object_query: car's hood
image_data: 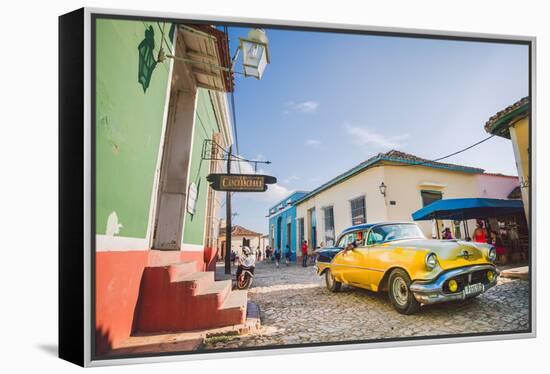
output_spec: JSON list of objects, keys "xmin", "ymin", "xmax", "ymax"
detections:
[
  {"xmin": 316, "ymin": 246, "xmax": 342, "ymax": 263},
  {"xmin": 384, "ymin": 238, "xmax": 491, "ymax": 270}
]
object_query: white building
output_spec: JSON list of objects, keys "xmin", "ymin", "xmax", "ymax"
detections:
[
  {"xmin": 294, "ymin": 150, "xmax": 519, "ymax": 253},
  {"xmin": 218, "ymin": 225, "xmax": 266, "ymax": 259}
]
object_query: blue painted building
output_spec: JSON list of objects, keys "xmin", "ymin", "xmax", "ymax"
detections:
[{"xmin": 267, "ymin": 191, "xmax": 309, "ymax": 262}]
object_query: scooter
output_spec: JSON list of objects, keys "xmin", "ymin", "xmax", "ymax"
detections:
[{"xmin": 236, "ymin": 248, "xmax": 256, "ymax": 289}]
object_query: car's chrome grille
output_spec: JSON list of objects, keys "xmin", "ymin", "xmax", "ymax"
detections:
[{"xmin": 442, "ymin": 269, "xmax": 492, "ymax": 294}]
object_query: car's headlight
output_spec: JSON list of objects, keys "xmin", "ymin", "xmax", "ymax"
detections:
[
  {"xmin": 488, "ymin": 246, "xmax": 497, "ymax": 262},
  {"xmin": 425, "ymin": 252, "xmax": 438, "ymax": 270}
]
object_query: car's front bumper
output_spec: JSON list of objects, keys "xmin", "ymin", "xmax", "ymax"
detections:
[{"xmin": 409, "ymin": 264, "xmax": 499, "ymax": 305}]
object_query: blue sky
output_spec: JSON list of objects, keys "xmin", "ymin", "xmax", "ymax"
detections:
[{"xmin": 222, "ymin": 27, "xmax": 529, "ymax": 234}]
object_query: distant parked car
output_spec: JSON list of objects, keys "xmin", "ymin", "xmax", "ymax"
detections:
[{"xmin": 315, "ymin": 222, "xmax": 498, "ymax": 314}]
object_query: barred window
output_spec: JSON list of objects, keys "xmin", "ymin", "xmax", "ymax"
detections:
[
  {"xmin": 322, "ymin": 206, "xmax": 335, "ymax": 246},
  {"xmin": 421, "ymin": 190, "xmax": 442, "ymax": 207},
  {"xmin": 350, "ymin": 196, "xmax": 366, "ymax": 225},
  {"xmin": 298, "ymin": 218, "xmax": 305, "ymax": 246}
]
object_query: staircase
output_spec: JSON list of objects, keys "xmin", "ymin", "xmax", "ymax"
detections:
[{"xmin": 134, "ymin": 261, "xmax": 247, "ymax": 332}]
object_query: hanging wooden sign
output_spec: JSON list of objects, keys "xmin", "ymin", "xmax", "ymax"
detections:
[{"xmin": 206, "ymin": 173, "xmax": 277, "ymax": 192}]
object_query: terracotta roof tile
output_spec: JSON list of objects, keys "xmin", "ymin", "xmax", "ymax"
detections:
[
  {"xmin": 482, "ymin": 172, "xmax": 519, "ymax": 178},
  {"xmin": 381, "ymin": 150, "xmax": 483, "ymax": 172},
  {"xmin": 485, "ymin": 97, "xmax": 529, "ymax": 137},
  {"xmin": 295, "ymin": 150, "xmax": 484, "ymax": 205},
  {"xmin": 220, "ymin": 225, "xmax": 262, "ymax": 237}
]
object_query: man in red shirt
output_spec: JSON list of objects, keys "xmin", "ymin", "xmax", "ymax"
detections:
[{"xmin": 301, "ymin": 240, "xmax": 308, "ymax": 267}]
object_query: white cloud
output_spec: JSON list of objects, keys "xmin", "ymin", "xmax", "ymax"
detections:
[
  {"xmin": 305, "ymin": 139, "xmax": 321, "ymax": 146},
  {"xmin": 344, "ymin": 124, "xmax": 409, "ymax": 149},
  {"xmin": 310, "ymin": 176, "xmax": 323, "ymax": 182},
  {"xmin": 282, "ymin": 175, "xmax": 300, "ymax": 184},
  {"xmin": 285, "ymin": 100, "xmax": 319, "ymax": 113},
  {"xmin": 261, "ymin": 183, "xmax": 293, "ymax": 203},
  {"xmin": 227, "ymin": 155, "xmax": 292, "ymax": 203}
]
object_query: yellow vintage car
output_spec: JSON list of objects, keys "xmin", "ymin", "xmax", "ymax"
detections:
[{"xmin": 315, "ymin": 222, "xmax": 498, "ymax": 314}]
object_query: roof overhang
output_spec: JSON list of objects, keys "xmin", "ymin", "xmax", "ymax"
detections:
[
  {"xmin": 485, "ymin": 97, "xmax": 529, "ymax": 139},
  {"xmin": 176, "ymin": 24, "xmax": 234, "ymax": 92},
  {"xmin": 294, "ymin": 155, "xmax": 484, "ymax": 206}
]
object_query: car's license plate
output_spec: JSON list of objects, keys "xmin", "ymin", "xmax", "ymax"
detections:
[{"xmin": 464, "ymin": 283, "xmax": 483, "ymax": 296}]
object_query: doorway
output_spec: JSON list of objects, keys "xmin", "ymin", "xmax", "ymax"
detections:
[
  {"xmin": 308, "ymin": 208, "xmax": 317, "ymax": 249},
  {"xmin": 286, "ymin": 221, "xmax": 292, "ymax": 251},
  {"xmin": 276, "ymin": 217, "xmax": 282, "ymax": 251},
  {"xmin": 151, "ymin": 37, "xmax": 198, "ymax": 250}
]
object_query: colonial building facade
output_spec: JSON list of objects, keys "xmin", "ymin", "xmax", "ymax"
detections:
[
  {"xmin": 294, "ymin": 150, "xmax": 520, "ymax": 260},
  {"xmin": 94, "ymin": 19, "xmax": 245, "ymax": 355},
  {"xmin": 267, "ymin": 191, "xmax": 309, "ymax": 261},
  {"xmin": 218, "ymin": 224, "xmax": 266, "ymax": 259}
]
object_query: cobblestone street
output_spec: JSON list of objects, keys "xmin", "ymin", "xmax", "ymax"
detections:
[{"xmin": 205, "ymin": 261, "xmax": 530, "ymax": 350}]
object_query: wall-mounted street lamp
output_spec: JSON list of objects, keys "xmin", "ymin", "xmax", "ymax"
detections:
[
  {"xmin": 379, "ymin": 182, "xmax": 387, "ymax": 197},
  {"xmin": 158, "ymin": 27, "xmax": 270, "ymax": 80},
  {"xmin": 239, "ymin": 28, "xmax": 270, "ymax": 79}
]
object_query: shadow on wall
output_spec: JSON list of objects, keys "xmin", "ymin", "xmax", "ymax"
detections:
[
  {"xmin": 95, "ymin": 326, "xmax": 113, "ymax": 356},
  {"xmin": 137, "ymin": 25, "xmax": 157, "ymax": 93},
  {"xmin": 204, "ymin": 246, "xmax": 216, "ymax": 272}
]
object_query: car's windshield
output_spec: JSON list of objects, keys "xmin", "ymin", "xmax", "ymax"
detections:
[{"xmin": 368, "ymin": 224, "xmax": 425, "ymax": 244}]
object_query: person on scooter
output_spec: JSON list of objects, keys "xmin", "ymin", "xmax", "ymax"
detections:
[
  {"xmin": 236, "ymin": 246, "xmax": 254, "ymax": 280},
  {"xmin": 236, "ymin": 246, "xmax": 256, "ymax": 289}
]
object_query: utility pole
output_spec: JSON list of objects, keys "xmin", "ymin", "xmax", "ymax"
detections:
[{"xmin": 225, "ymin": 146, "xmax": 232, "ymax": 275}]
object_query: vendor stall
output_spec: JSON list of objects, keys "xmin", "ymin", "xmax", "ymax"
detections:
[{"xmin": 412, "ymin": 198, "xmax": 527, "ymax": 264}]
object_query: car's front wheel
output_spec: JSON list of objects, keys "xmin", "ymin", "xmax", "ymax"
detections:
[
  {"xmin": 325, "ymin": 269, "xmax": 341, "ymax": 292},
  {"xmin": 388, "ymin": 269, "xmax": 420, "ymax": 315}
]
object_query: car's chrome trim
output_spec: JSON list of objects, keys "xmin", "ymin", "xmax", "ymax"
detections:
[
  {"xmin": 329, "ymin": 263, "xmax": 384, "ymax": 272},
  {"xmin": 410, "ymin": 264, "xmax": 498, "ymax": 305}
]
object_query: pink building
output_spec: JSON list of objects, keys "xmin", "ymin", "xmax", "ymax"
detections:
[{"xmin": 476, "ymin": 173, "xmax": 520, "ymax": 200}]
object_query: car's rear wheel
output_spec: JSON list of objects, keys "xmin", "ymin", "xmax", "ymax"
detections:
[
  {"xmin": 388, "ymin": 269, "xmax": 420, "ymax": 315},
  {"xmin": 325, "ymin": 269, "xmax": 341, "ymax": 292}
]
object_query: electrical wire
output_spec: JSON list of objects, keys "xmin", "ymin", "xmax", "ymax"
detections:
[
  {"xmin": 230, "ymin": 91, "xmax": 240, "ymax": 157},
  {"xmin": 431, "ymin": 134, "xmax": 496, "ymax": 163},
  {"xmin": 224, "ymin": 25, "xmax": 241, "ymax": 173},
  {"xmin": 378, "ymin": 134, "xmax": 497, "ymax": 169},
  {"xmin": 306, "ymin": 134, "xmax": 499, "ymax": 197}
]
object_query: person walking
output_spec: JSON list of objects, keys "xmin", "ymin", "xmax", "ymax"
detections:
[
  {"xmin": 301, "ymin": 240, "xmax": 308, "ymax": 267},
  {"xmin": 274, "ymin": 246, "xmax": 281, "ymax": 268},
  {"xmin": 284, "ymin": 244, "xmax": 291, "ymax": 266}
]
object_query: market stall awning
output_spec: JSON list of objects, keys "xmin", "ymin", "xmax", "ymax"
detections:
[{"xmin": 412, "ymin": 198, "xmax": 524, "ymax": 221}]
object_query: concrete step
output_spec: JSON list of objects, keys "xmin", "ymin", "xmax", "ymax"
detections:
[
  {"xmin": 196, "ymin": 280, "xmax": 232, "ymax": 307},
  {"xmin": 217, "ymin": 290, "xmax": 248, "ymax": 326},
  {"xmin": 220, "ymin": 290, "xmax": 248, "ymax": 311},
  {"xmin": 173, "ymin": 272, "xmax": 215, "ymax": 295},
  {"xmin": 500, "ymin": 266, "xmax": 529, "ymax": 280},
  {"xmin": 135, "ymin": 269, "xmax": 248, "ymax": 333},
  {"xmin": 167, "ymin": 262, "xmax": 198, "ymax": 280}
]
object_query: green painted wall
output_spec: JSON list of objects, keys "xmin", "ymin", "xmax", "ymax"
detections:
[
  {"xmin": 182, "ymin": 89, "xmax": 222, "ymax": 245},
  {"xmin": 95, "ymin": 18, "xmax": 172, "ymax": 237}
]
